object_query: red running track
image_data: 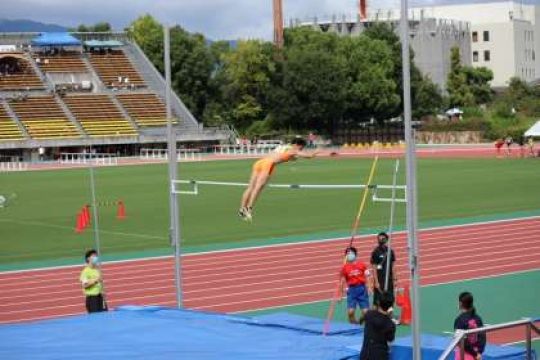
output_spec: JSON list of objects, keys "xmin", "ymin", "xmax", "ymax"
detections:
[{"xmin": 1, "ymin": 217, "xmax": 539, "ymax": 344}]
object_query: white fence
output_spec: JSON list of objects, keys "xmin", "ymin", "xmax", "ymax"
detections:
[
  {"xmin": 439, "ymin": 318, "xmax": 539, "ymax": 360},
  {"xmin": 59, "ymin": 153, "xmax": 119, "ymax": 166},
  {"xmin": 214, "ymin": 144, "xmax": 280, "ymax": 156},
  {"xmin": 139, "ymin": 148, "xmax": 203, "ymax": 161},
  {"xmin": 0, "ymin": 161, "xmax": 28, "ymax": 172}
]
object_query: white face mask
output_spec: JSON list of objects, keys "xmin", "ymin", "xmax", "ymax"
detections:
[{"xmin": 346, "ymin": 252, "xmax": 356, "ymax": 262}]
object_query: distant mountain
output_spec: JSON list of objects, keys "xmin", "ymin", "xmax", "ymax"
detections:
[{"xmin": 0, "ymin": 19, "xmax": 67, "ymax": 32}]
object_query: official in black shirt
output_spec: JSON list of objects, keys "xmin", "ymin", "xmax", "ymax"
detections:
[
  {"xmin": 360, "ymin": 291, "xmax": 396, "ymax": 360},
  {"xmin": 370, "ymin": 232, "xmax": 397, "ymax": 307}
]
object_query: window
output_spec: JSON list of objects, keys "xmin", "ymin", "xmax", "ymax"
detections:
[
  {"xmin": 472, "ymin": 31, "xmax": 478, "ymax": 42},
  {"xmin": 484, "ymin": 50, "xmax": 490, "ymax": 61},
  {"xmin": 483, "ymin": 31, "xmax": 490, "ymax": 42},
  {"xmin": 473, "ymin": 51, "xmax": 479, "ymax": 62}
]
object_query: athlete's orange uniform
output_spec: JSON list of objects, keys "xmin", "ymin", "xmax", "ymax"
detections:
[{"xmin": 252, "ymin": 151, "xmax": 295, "ymax": 176}]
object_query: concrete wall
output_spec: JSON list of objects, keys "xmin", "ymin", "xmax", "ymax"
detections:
[{"xmin": 411, "ymin": 17, "xmax": 471, "ymax": 91}]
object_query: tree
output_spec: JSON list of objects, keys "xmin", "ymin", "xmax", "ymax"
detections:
[
  {"xmin": 462, "ymin": 66, "xmax": 493, "ymax": 104},
  {"xmin": 74, "ymin": 22, "xmax": 112, "ymax": 32},
  {"xmin": 203, "ymin": 41, "xmax": 232, "ymax": 126},
  {"xmin": 267, "ymin": 28, "xmax": 347, "ymax": 134},
  {"xmin": 169, "ymin": 27, "xmax": 214, "ymax": 119},
  {"xmin": 220, "ymin": 40, "xmax": 275, "ymax": 130},
  {"xmin": 413, "ymin": 76, "xmax": 444, "ymax": 119},
  {"xmin": 339, "ymin": 35, "xmax": 400, "ymax": 124},
  {"xmin": 92, "ymin": 22, "xmax": 112, "ymax": 32},
  {"xmin": 127, "ymin": 15, "xmax": 214, "ymax": 119},
  {"xmin": 447, "ymin": 47, "xmax": 475, "ymax": 107},
  {"xmin": 364, "ymin": 22, "xmax": 443, "ymax": 119},
  {"xmin": 126, "ymin": 14, "xmax": 163, "ymax": 72},
  {"xmin": 506, "ymin": 77, "xmax": 532, "ymax": 102}
]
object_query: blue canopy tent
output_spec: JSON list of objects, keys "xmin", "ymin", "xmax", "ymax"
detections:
[{"xmin": 31, "ymin": 32, "xmax": 81, "ymax": 47}]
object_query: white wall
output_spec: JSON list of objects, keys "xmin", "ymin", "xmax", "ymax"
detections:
[
  {"xmin": 415, "ymin": 2, "xmax": 515, "ymax": 24},
  {"xmin": 413, "ymin": 1, "xmax": 540, "ymax": 85},
  {"xmin": 471, "ymin": 23, "xmax": 515, "ymax": 86},
  {"xmin": 513, "ymin": 20, "xmax": 537, "ymax": 81}
]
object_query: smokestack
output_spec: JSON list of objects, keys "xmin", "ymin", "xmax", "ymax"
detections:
[
  {"xmin": 359, "ymin": 0, "xmax": 367, "ymax": 21},
  {"xmin": 273, "ymin": 0, "xmax": 284, "ymax": 48}
]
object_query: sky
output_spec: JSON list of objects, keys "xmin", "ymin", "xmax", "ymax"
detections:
[{"xmin": 1, "ymin": 0, "xmax": 539, "ymax": 40}]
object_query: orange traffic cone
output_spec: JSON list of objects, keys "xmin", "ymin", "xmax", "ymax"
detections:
[
  {"xmin": 117, "ymin": 200, "xmax": 126, "ymax": 220},
  {"xmin": 75, "ymin": 212, "xmax": 84, "ymax": 233},
  {"xmin": 396, "ymin": 286, "xmax": 412, "ymax": 325},
  {"xmin": 80, "ymin": 207, "xmax": 87, "ymax": 229},
  {"xmin": 83, "ymin": 205, "xmax": 91, "ymax": 228}
]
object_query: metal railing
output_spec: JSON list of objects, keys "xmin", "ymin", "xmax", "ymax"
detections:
[{"xmin": 439, "ymin": 318, "xmax": 540, "ymax": 360}]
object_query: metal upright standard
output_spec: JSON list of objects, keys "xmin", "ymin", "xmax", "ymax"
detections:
[
  {"xmin": 88, "ymin": 151, "xmax": 107, "ymax": 306},
  {"xmin": 401, "ymin": 0, "xmax": 422, "ymax": 358},
  {"xmin": 384, "ymin": 160, "xmax": 400, "ymax": 291},
  {"xmin": 164, "ymin": 26, "xmax": 183, "ymax": 308}
]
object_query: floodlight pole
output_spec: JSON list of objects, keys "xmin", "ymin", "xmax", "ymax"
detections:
[
  {"xmin": 164, "ymin": 25, "xmax": 183, "ymax": 308},
  {"xmin": 401, "ymin": 0, "xmax": 422, "ymax": 359}
]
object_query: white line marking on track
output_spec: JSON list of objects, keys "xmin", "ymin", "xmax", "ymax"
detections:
[{"xmin": 1, "ymin": 215, "xmax": 539, "ymax": 275}]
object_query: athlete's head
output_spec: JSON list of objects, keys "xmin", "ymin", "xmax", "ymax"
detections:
[
  {"xmin": 377, "ymin": 232, "xmax": 389, "ymax": 246},
  {"xmin": 345, "ymin": 246, "xmax": 357, "ymax": 262},
  {"xmin": 291, "ymin": 137, "xmax": 307, "ymax": 150}
]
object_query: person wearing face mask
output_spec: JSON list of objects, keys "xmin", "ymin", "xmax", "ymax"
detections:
[
  {"xmin": 339, "ymin": 246, "xmax": 370, "ymax": 324},
  {"xmin": 370, "ymin": 232, "xmax": 397, "ymax": 311},
  {"xmin": 80, "ymin": 249, "xmax": 107, "ymax": 313}
]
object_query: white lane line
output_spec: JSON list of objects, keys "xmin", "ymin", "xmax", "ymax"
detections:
[
  {"xmin": 1, "ymin": 235, "xmax": 537, "ymax": 290},
  {"xmin": 2, "ymin": 216, "xmax": 539, "ymax": 275}
]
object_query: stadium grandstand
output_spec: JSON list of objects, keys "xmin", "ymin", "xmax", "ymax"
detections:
[{"xmin": 0, "ymin": 31, "xmax": 233, "ymax": 157}]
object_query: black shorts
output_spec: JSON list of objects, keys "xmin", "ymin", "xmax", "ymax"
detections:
[
  {"xmin": 85, "ymin": 294, "xmax": 107, "ymax": 313},
  {"xmin": 373, "ymin": 287, "xmax": 395, "ymax": 307}
]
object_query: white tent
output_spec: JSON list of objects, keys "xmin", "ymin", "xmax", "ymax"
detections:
[{"xmin": 524, "ymin": 120, "xmax": 540, "ymax": 137}]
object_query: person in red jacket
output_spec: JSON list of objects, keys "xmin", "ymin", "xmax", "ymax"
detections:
[{"xmin": 339, "ymin": 246, "xmax": 370, "ymax": 324}]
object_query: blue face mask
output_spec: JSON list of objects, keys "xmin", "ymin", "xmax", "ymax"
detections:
[
  {"xmin": 346, "ymin": 252, "xmax": 356, "ymax": 262},
  {"xmin": 90, "ymin": 256, "xmax": 99, "ymax": 265}
]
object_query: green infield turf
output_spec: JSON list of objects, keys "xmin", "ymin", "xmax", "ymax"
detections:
[{"xmin": 0, "ymin": 157, "xmax": 538, "ymax": 266}]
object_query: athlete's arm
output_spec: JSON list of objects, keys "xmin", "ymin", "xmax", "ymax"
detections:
[{"xmin": 295, "ymin": 150, "xmax": 320, "ymax": 159}]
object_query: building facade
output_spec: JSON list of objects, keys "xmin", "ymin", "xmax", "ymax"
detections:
[{"xmin": 413, "ymin": 0, "xmax": 540, "ymax": 87}]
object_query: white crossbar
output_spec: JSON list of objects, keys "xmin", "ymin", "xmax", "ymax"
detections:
[{"xmin": 172, "ymin": 180, "xmax": 407, "ymax": 202}]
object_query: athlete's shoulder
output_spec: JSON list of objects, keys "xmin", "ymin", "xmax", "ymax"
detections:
[{"xmin": 274, "ymin": 144, "xmax": 293, "ymax": 154}]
